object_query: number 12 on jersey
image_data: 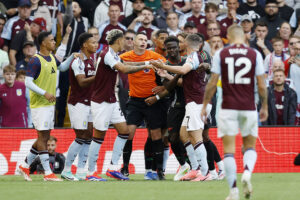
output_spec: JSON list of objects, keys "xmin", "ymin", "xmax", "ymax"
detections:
[{"xmin": 225, "ymin": 57, "xmax": 251, "ymax": 84}]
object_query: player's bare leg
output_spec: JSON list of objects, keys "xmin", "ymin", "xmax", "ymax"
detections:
[
  {"xmin": 241, "ymin": 135, "xmax": 257, "ymax": 199},
  {"xmin": 121, "ymin": 125, "xmax": 136, "ymax": 176},
  {"xmin": 105, "ymin": 122, "xmax": 130, "ymax": 180},
  {"xmin": 223, "ymin": 135, "xmax": 239, "ymax": 200},
  {"xmin": 86, "ymin": 129, "xmax": 107, "ymax": 181},
  {"xmin": 150, "ymin": 128, "xmax": 165, "ymax": 180}
]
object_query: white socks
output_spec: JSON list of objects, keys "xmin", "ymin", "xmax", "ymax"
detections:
[
  {"xmin": 184, "ymin": 142, "xmax": 199, "ymax": 170},
  {"xmin": 87, "ymin": 138, "xmax": 103, "ymax": 175},
  {"xmin": 224, "ymin": 154, "xmax": 237, "ymax": 189},
  {"xmin": 194, "ymin": 142, "xmax": 208, "ymax": 175}
]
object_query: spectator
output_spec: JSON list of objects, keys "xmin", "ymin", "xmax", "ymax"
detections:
[
  {"xmin": 259, "ymin": 0, "xmax": 285, "ymax": 41},
  {"xmin": 277, "ymin": 0, "xmax": 294, "ymax": 22},
  {"xmin": 40, "ymin": 0, "xmax": 64, "ymax": 36},
  {"xmin": 72, "ymin": 0, "xmax": 102, "ymax": 26},
  {"xmin": 0, "ymin": 48, "xmax": 9, "ymax": 83},
  {"xmin": 283, "ymin": 35, "xmax": 300, "ymax": 76},
  {"xmin": 98, "ymin": 4, "xmax": 127, "ymax": 46},
  {"xmin": 128, "ymin": 6, "xmax": 158, "ymax": 42},
  {"xmin": 198, "ymin": 2, "xmax": 219, "ymax": 40},
  {"xmin": 288, "ymin": 42, "xmax": 300, "ymax": 125},
  {"xmin": 0, "ymin": 65, "xmax": 28, "ymax": 128},
  {"xmin": 264, "ymin": 37, "xmax": 289, "ymax": 80},
  {"xmin": 237, "ymin": 0, "xmax": 265, "ymax": 23},
  {"xmin": 278, "ymin": 22, "xmax": 292, "ymax": 54},
  {"xmin": 152, "ymin": 29, "xmax": 169, "ymax": 57},
  {"xmin": 30, "ymin": 136, "xmax": 65, "ymax": 174},
  {"xmin": 166, "ymin": 12, "xmax": 181, "ymax": 36},
  {"xmin": 144, "ymin": 0, "xmax": 161, "ymax": 11},
  {"xmin": 206, "ymin": 21, "xmax": 228, "ymax": 44},
  {"xmin": 154, "ymin": 0, "xmax": 183, "ymax": 29},
  {"xmin": 16, "ymin": 70, "xmax": 33, "ymax": 128},
  {"xmin": 2, "ymin": 0, "xmax": 19, "ymax": 18},
  {"xmin": 177, "ymin": 31, "xmax": 187, "ymax": 56},
  {"xmin": 30, "ymin": 0, "xmax": 52, "ymax": 32},
  {"xmin": 217, "ymin": 0, "xmax": 241, "ymax": 38},
  {"xmin": 94, "ymin": 0, "xmax": 133, "ymax": 28},
  {"xmin": 285, "ymin": 0, "xmax": 300, "ymax": 8},
  {"xmin": 183, "ymin": 21, "xmax": 198, "ymax": 34},
  {"xmin": 1, "ymin": 0, "xmax": 33, "ymax": 49},
  {"xmin": 209, "ymin": 35, "xmax": 224, "ymax": 56},
  {"xmin": 0, "ymin": 13, "xmax": 6, "ymax": 50},
  {"xmin": 179, "ymin": 0, "xmax": 205, "ymax": 29},
  {"xmin": 9, "ymin": 17, "xmax": 46, "ymax": 66},
  {"xmin": 263, "ymin": 68, "xmax": 297, "ymax": 125},
  {"xmin": 174, "ymin": 0, "xmax": 191, "ymax": 13},
  {"xmin": 241, "ymin": 14, "xmax": 254, "ymax": 42},
  {"xmin": 16, "ymin": 41, "xmax": 36, "ymax": 72},
  {"xmin": 122, "ymin": 0, "xmax": 145, "ymax": 27},
  {"xmin": 123, "ymin": 29, "xmax": 136, "ymax": 52},
  {"xmin": 250, "ymin": 21, "xmax": 273, "ymax": 58}
]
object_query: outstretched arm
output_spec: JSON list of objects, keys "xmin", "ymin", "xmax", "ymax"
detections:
[{"xmin": 114, "ymin": 62, "xmax": 152, "ymax": 74}]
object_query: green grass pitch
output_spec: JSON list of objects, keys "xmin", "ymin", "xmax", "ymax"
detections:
[{"xmin": 0, "ymin": 173, "xmax": 299, "ymax": 200}]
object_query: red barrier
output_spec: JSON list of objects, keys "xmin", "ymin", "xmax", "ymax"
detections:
[{"xmin": 0, "ymin": 127, "xmax": 299, "ymax": 175}]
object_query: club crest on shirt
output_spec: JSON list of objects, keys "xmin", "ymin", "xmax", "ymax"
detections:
[{"xmin": 16, "ymin": 89, "xmax": 22, "ymax": 96}]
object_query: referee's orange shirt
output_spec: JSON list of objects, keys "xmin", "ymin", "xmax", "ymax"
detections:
[{"xmin": 120, "ymin": 50, "xmax": 166, "ymax": 98}]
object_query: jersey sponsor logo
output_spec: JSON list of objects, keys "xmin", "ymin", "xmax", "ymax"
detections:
[
  {"xmin": 51, "ymin": 67, "xmax": 56, "ymax": 74},
  {"xmin": 16, "ymin": 89, "xmax": 22, "ymax": 96},
  {"xmin": 87, "ymin": 70, "xmax": 96, "ymax": 76}
]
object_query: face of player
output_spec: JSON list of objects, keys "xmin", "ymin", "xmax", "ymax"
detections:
[
  {"xmin": 44, "ymin": 34, "xmax": 56, "ymax": 51},
  {"xmin": 207, "ymin": 23, "xmax": 220, "ymax": 38},
  {"xmin": 205, "ymin": 9, "xmax": 218, "ymax": 22},
  {"xmin": 279, "ymin": 23, "xmax": 292, "ymax": 40},
  {"xmin": 273, "ymin": 41, "xmax": 284, "ymax": 55},
  {"xmin": 133, "ymin": 0, "xmax": 145, "ymax": 12},
  {"xmin": 85, "ymin": 37, "xmax": 98, "ymax": 54},
  {"xmin": 23, "ymin": 45, "xmax": 36, "ymax": 58},
  {"xmin": 72, "ymin": 2, "xmax": 82, "ymax": 18},
  {"xmin": 16, "ymin": 75, "xmax": 26, "ymax": 83},
  {"xmin": 255, "ymin": 26, "xmax": 268, "ymax": 39},
  {"xmin": 124, "ymin": 33, "xmax": 135, "ymax": 50},
  {"xmin": 30, "ymin": 23, "xmax": 41, "ymax": 37},
  {"xmin": 18, "ymin": 6, "xmax": 31, "ymax": 19},
  {"xmin": 88, "ymin": 28, "xmax": 100, "ymax": 42},
  {"xmin": 165, "ymin": 41, "xmax": 180, "ymax": 59},
  {"xmin": 155, "ymin": 33, "xmax": 169, "ymax": 50},
  {"xmin": 0, "ymin": 19, "xmax": 5, "ymax": 33},
  {"xmin": 166, "ymin": 13, "xmax": 179, "ymax": 29},
  {"xmin": 273, "ymin": 71, "xmax": 285, "ymax": 86},
  {"xmin": 109, "ymin": 5, "xmax": 121, "ymax": 23},
  {"xmin": 227, "ymin": 0, "xmax": 239, "ymax": 11},
  {"xmin": 142, "ymin": 9, "xmax": 154, "ymax": 25},
  {"xmin": 134, "ymin": 34, "xmax": 148, "ymax": 51},
  {"xmin": 161, "ymin": 0, "xmax": 174, "ymax": 11},
  {"xmin": 265, "ymin": 3, "xmax": 278, "ymax": 16},
  {"xmin": 178, "ymin": 35, "xmax": 187, "ymax": 52},
  {"xmin": 241, "ymin": 20, "xmax": 253, "ymax": 33},
  {"xmin": 47, "ymin": 140, "xmax": 57, "ymax": 155},
  {"xmin": 4, "ymin": 71, "xmax": 16, "ymax": 86},
  {"xmin": 191, "ymin": 0, "xmax": 202, "ymax": 13}
]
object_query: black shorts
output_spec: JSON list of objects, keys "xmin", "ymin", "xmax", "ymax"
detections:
[
  {"xmin": 160, "ymin": 98, "xmax": 170, "ymax": 129},
  {"xmin": 167, "ymin": 107, "xmax": 185, "ymax": 134},
  {"xmin": 126, "ymin": 97, "xmax": 165, "ymax": 130}
]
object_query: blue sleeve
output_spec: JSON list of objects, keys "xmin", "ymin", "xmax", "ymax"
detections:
[
  {"xmin": 26, "ymin": 57, "xmax": 41, "ymax": 80},
  {"xmin": 211, "ymin": 50, "xmax": 221, "ymax": 74}
]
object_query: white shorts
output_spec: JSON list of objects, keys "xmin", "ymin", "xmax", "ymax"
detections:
[
  {"xmin": 181, "ymin": 102, "xmax": 212, "ymax": 131},
  {"xmin": 217, "ymin": 109, "xmax": 258, "ymax": 138},
  {"xmin": 91, "ymin": 101, "xmax": 125, "ymax": 131},
  {"xmin": 31, "ymin": 105, "xmax": 55, "ymax": 131},
  {"xmin": 68, "ymin": 103, "xmax": 92, "ymax": 130}
]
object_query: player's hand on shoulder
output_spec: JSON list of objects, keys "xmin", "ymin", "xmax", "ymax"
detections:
[
  {"xmin": 145, "ymin": 96, "xmax": 157, "ymax": 106},
  {"xmin": 44, "ymin": 92, "xmax": 56, "ymax": 103}
]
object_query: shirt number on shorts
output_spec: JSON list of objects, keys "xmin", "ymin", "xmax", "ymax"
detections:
[
  {"xmin": 225, "ymin": 57, "xmax": 251, "ymax": 84},
  {"xmin": 186, "ymin": 116, "xmax": 190, "ymax": 129}
]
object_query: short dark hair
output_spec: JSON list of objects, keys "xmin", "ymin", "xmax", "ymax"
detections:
[
  {"xmin": 177, "ymin": 32, "xmax": 188, "ymax": 39},
  {"xmin": 255, "ymin": 20, "xmax": 268, "ymax": 29},
  {"xmin": 164, "ymin": 36, "xmax": 179, "ymax": 45},
  {"xmin": 78, "ymin": 33, "xmax": 93, "ymax": 48},
  {"xmin": 205, "ymin": 3, "xmax": 218, "ymax": 12},
  {"xmin": 196, "ymin": 33, "xmax": 205, "ymax": 42},
  {"xmin": 273, "ymin": 68, "xmax": 285, "ymax": 74},
  {"xmin": 0, "ymin": 13, "xmax": 6, "ymax": 22},
  {"xmin": 16, "ymin": 70, "xmax": 26, "ymax": 79},
  {"xmin": 125, "ymin": 29, "xmax": 136, "ymax": 35},
  {"xmin": 142, "ymin": 6, "xmax": 153, "ymax": 13},
  {"xmin": 48, "ymin": 136, "xmax": 57, "ymax": 142},
  {"xmin": 271, "ymin": 36, "xmax": 283, "ymax": 44},
  {"xmin": 136, "ymin": 31, "xmax": 147, "ymax": 37},
  {"xmin": 155, "ymin": 29, "xmax": 169, "ymax": 38},
  {"xmin": 37, "ymin": 31, "xmax": 52, "ymax": 46}
]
